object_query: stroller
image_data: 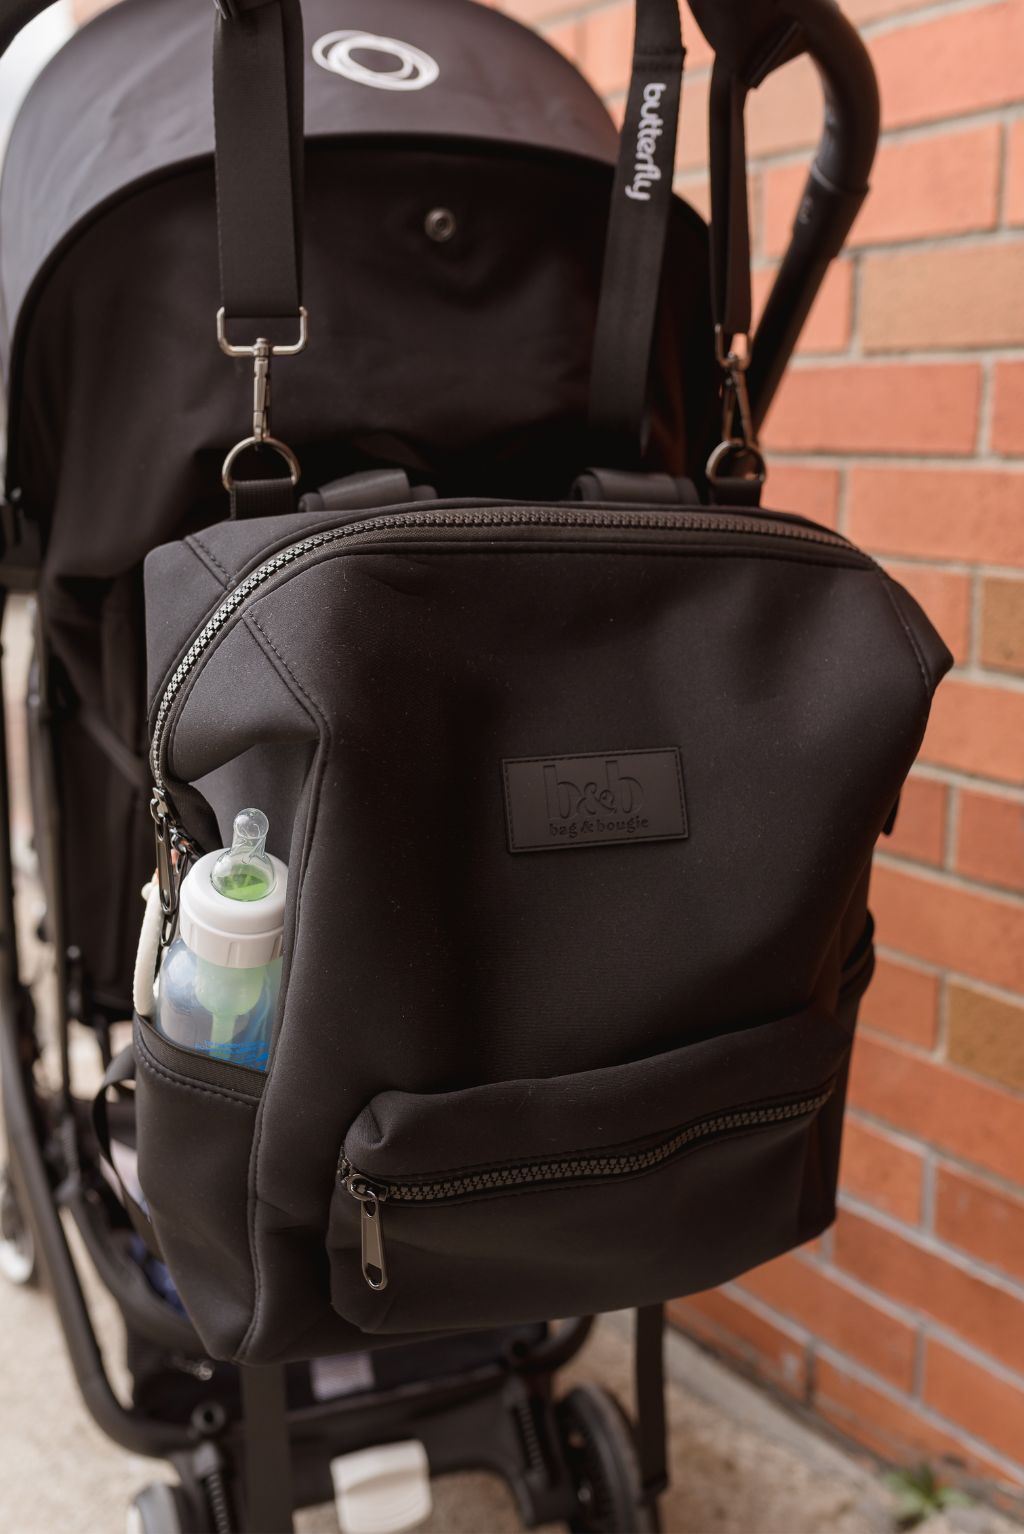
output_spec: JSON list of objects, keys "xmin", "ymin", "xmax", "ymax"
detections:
[{"xmin": 0, "ymin": 0, "xmax": 889, "ymax": 1529}]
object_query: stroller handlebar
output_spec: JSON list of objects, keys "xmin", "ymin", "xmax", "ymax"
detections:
[{"xmin": 748, "ymin": 0, "xmax": 880, "ymax": 425}]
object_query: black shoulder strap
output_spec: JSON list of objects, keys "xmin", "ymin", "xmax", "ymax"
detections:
[
  {"xmin": 588, "ymin": 0, "xmax": 685, "ymax": 466},
  {"xmin": 213, "ymin": 0, "xmax": 305, "ymax": 324}
]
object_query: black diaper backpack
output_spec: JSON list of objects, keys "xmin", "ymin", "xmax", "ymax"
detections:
[{"xmin": 1, "ymin": 0, "xmax": 950, "ymax": 1366}]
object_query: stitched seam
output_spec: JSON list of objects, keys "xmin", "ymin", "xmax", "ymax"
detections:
[
  {"xmin": 186, "ymin": 533, "xmax": 232, "ymax": 588},
  {"xmin": 237, "ymin": 608, "xmax": 331, "ymax": 1361},
  {"xmin": 877, "ymin": 570, "xmax": 931, "ymax": 712},
  {"xmin": 247, "ymin": 610, "xmax": 331, "ymax": 731}
]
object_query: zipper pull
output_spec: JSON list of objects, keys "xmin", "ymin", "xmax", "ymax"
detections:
[
  {"xmin": 150, "ymin": 789, "xmax": 197, "ymax": 947},
  {"xmin": 344, "ymin": 1172, "xmax": 389, "ymax": 1291},
  {"xmin": 151, "ymin": 790, "xmax": 177, "ymax": 942}
]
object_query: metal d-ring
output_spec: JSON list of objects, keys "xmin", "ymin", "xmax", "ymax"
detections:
[
  {"xmin": 706, "ymin": 436, "xmax": 767, "ymax": 489},
  {"xmin": 707, "ymin": 326, "xmax": 766, "ymax": 491},
  {"xmin": 221, "ymin": 435, "xmax": 301, "ymax": 492}
]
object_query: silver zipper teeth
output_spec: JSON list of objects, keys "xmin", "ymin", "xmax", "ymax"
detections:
[
  {"xmin": 150, "ymin": 506, "xmax": 860, "ymax": 791},
  {"xmin": 340, "ymin": 1084, "xmax": 834, "ymax": 1204}
]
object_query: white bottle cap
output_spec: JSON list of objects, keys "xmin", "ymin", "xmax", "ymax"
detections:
[{"xmin": 179, "ymin": 849, "xmax": 288, "ymax": 969}]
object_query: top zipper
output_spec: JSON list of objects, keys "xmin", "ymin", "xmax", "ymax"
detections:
[{"xmin": 149, "ymin": 503, "xmax": 866, "ymax": 805}]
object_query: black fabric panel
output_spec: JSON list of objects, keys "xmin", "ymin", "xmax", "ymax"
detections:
[{"xmin": 133, "ymin": 1015, "xmax": 261, "ymax": 1357}]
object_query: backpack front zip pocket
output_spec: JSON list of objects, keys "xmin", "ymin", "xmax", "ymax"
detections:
[
  {"xmin": 325, "ymin": 995, "xmax": 856, "ymax": 1336},
  {"xmin": 338, "ymin": 1081, "xmax": 836, "ymax": 1292}
]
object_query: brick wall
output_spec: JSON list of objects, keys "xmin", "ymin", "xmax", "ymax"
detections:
[{"xmin": 492, "ymin": 0, "xmax": 1024, "ymax": 1501}]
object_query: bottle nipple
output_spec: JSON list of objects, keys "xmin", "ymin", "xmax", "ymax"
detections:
[{"xmin": 212, "ymin": 808, "xmax": 276, "ymax": 902}]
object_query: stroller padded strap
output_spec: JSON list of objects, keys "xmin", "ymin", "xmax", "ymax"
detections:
[
  {"xmin": 587, "ymin": 0, "xmax": 684, "ymax": 466},
  {"xmin": 213, "ymin": 0, "xmax": 304, "ymax": 322}
]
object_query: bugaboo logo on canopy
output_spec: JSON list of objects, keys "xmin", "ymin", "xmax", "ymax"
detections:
[
  {"xmin": 312, "ymin": 31, "xmax": 440, "ymax": 91},
  {"xmin": 626, "ymin": 82, "xmax": 668, "ymax": 200}
]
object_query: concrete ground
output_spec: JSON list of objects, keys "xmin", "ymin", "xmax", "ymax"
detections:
[
  {"xmin": 0, "ymin": 596, "xmax": 1018, "ymax": 1534},
  {"xmin": 1, "ymin": 1256, "xmax": 1018, "ymax": 1534}
]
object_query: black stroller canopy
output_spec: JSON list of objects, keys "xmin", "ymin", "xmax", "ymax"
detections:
[{"xmin": 0, "ymin": 0, "xmax": 618, "ymax": 377}]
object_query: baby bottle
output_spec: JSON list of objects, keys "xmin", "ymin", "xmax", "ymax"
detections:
[{"xmin": 156, "ymin": 809, "xmax": 287, "ymax": 1071}]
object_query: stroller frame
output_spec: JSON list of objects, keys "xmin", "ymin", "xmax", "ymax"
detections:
[{"xmin": 0, "ymin": 0, "xmax": 879, "ymax": 1528}]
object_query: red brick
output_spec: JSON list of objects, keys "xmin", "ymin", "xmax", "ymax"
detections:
[
  {"xmin": 884, "ymin": 565, "xmax": 970, "ymax": 668},
  {"xmin": 992, "ymin": 363, "xmax": 1024, "ymax": 457},
  {"xmin": 763, "ymin": 365, "xmax": 980, "ymax": 456},
  {"xmin": 736, "ymin": 1252, "xmax": 917, "ymax": 1388},
  {"xmin": 839, "ymin": 1115, "xmax": 925, "ymax": 1224},
  {"xmin": 871, "ymin": 2, "xmax": 1024, "ymax": 131},
  {"xmin": 1008, "ymin": 119, "xmax": 1024, "ymax": 226},
  {"xmin": 947, "ymin": 983, "xmax": 1024, "ymax": 1093},
  {"xmin": 746, "ymin": 54, "xmax": 821, "ymax": 159},
  {"xmin": 679, "ymin": 55, "xmax": 821, "ymax": 166},
  {"xmin": 859, "ymin": 954, "xmax": 939, "ymax": 1048},
  {"xmin": 753, "ymin": 262, "xmax": 852, "ymax": 355},
  {"xmin": 981, "ymin": 575, "xmax": 1024, "ymax": 676},
  {"xmin": 849, "ymin": 1032, "xmax": 1024, "ymax": 1184},
  {"xmin": 763, "ymin": 464, "xmax": 839, "ymax": 527},
  {"xmin": 814, "ymin": 1357, "xmax": 1020, "ymax": 1484},
  {"xmin": 956, "ymin": 790, "xmax": 1024, "ymax": 893},
  {"xmin": 542, "ymin": 18, "xmax": 581, "ymax": 66},
  {"xmin": 835, "ymin": 1209, "xmax": 1024, "ymax": 1375},
  {"xmin": 844, "ymin": 0, "xmax": 950, "ymax": 20},
  {"xmin": 925, "ymin": 1340, "xmax": 1024, "ymax": 1467},
  {"xmin": 935, "ymin": 1164, "xmax": 1024, "ymax": 1285},
  {"xmin": 847, "ymin": 469, "xmax": 1024, "ymax": 569},
  {"xmin": 668, "ymin": 1290, "xmax": 808, "ymax": 1394},
  {"xmin": 861, "ymin": 242, "xmax": 1024, "ymax": 352},
  {"xmin": 872, "ymin": 864, "xmax": 1024, "ymax": 992},
  {"xmin": 575, "ymin": 1, "xmax": 716, "ymax": 84},
  {"xmin": 576, "ymin": 2, "xmax": 633, "ymax": 96},
  {"xmin": 499, "ymin": 0, "xmax": 569, "ymax": 20},
  {"xmin": 921, "ymin": 680, "xmax": 1024, "ymax": 787},
  {"xmin": 882, "ymin": 772, "xmax": 948, "ymax": 866},
  {"xmin": 762, "ymin": 126, "xmax": 1001, "ymax": 257}
]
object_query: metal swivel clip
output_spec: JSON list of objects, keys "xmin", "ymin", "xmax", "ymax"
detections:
[{"xmin": 217, "ymin": 306, "xmax": 308, "ymax": 491}]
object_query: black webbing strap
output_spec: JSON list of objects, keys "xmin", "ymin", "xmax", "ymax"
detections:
[
  {"xmin": 635, "ymin": 1303, "xmax": 669, "ymax": 1503},
  {"xmin": 240, "ymin": 1365, "xmax": 295, "ymax": 1533},
  {"xmin": 213, "ymin": 0, "xmax": 304, "ymax": 323},
  {"xmin": 708, "ymin": 63, "xmax": 752, "ymax": 353},
  {"xmin": 230, "ymin": 474, "xmax": 300, "ymax": 521},
  {"xmin": 588, "ymin": 0, "xmax": 685, "ymax": 465},
  {"xmin": 91, "ymin": 1044, "xmax": 163, "ymax": 1255}
]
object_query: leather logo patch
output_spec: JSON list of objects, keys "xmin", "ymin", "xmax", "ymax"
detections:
[{"xmin": 503, "ymin": 749, "xmax": 687, "ymax": 853}]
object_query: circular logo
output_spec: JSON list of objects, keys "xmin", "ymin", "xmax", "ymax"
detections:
[{"xmin": 312, "ymin": 30, "xmax": 440, "ymax": 91}]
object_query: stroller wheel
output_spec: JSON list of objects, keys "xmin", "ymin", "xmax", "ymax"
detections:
[
  {"xmin": 0, "ymin": 1168, "xmax": 38, "ymax": 1288},
  {"xmin": 126, "ymin": 1482, "xmax": 195, "ymax": 1534},
  {"xmin": 556, "ymin": 1384, "xmax": 660, "ymax": 1534}
]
